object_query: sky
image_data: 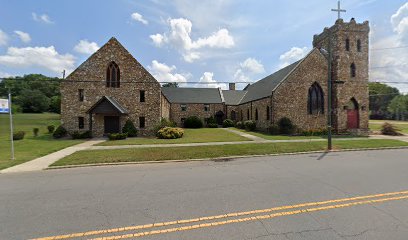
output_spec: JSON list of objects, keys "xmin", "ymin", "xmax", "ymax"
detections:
[{"xmin": 0, "ymin": 0, "xmax": 408, "ymax": 93}]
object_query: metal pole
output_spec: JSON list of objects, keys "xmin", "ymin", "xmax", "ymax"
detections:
[
  {"xmin": 8, "ymin": 89, "xmax": 15, "ymax": 160},
  {"xmin": 327, "ymin": 32, "xmax": 333, "ymax": 151}
]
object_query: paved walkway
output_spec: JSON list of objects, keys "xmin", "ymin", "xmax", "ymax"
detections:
[
  {"xmin": 370, "ymin": 134, "xmax": 408, "ymax": 142},
  {"xmin": 0, "ymin": 140, "xmax": 105, "ymax": 174},
  {"xmin": 223, "ymin": 128, "xmax": 265, "ymax": 141}
]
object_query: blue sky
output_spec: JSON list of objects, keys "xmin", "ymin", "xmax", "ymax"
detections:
[{"xmin": 1, "ymin": 0, "xmax": 408, "ymax": 92}]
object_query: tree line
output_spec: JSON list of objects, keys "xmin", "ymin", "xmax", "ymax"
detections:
[{"xmin": 369, "ymin": 82, "xmax": 408, "ymax": 120}]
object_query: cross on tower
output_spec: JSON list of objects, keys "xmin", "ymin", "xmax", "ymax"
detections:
[{"xmin": 331, "ymin": 0, "xmax": 346, "ymax": 19}]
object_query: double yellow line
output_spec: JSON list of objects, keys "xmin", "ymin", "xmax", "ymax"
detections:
[{"xmin": 32, "ymin": 190, "xmax": 408, "ymax": 240}]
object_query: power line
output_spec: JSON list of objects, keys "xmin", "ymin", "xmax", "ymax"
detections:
[{"xmin": 370, "ymin": 45, "xmax": 408, "ymax": 51}]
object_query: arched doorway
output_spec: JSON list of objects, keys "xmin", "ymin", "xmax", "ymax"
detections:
[
  {"xmin": 215, "ymin": 111, "xmax": 224, "ymax": 125},
  {"xmin": 347, "ymin": 98, "xmax": 359, "ymax": 129}
]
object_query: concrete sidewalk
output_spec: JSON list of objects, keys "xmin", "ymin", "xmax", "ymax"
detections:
[
  {"xmin": 223, "ymin": 128, "xmax": 265, "ymax": 141},
  {"xmin": 0, "ymin": 140, "xmax": 105, "ymax": 174}
]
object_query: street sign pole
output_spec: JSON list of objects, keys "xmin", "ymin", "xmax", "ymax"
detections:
[{"xmin": 8, "ymin": 90, "xmax": 14, "ymax": 160}]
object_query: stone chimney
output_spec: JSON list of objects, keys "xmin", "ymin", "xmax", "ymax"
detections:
[{"xmin": 229, "ymin": 83, "xmax": 236, "ymax": 90}]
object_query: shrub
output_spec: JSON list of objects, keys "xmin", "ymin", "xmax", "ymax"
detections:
[
  {"xmin": 207, "ymin": 123, "xmax": 218, "ymax": 128},
  {"xmin": 47, "ymin": 125, "xmax": 55, "ymax": 133},
  {"xmin": 53, "ymin": 125, "xmax": 67, "ymax": 139},
  {"xmin": 33, "ymin": 128, "xmax": 39, "ymax": 137},
  {"xmin": 244, "ymin": 120, "xmax": 257, "ymax": 131},
  {"xmin": 153, "ymin": 118, "xmax": 177, "ymax": 133},
  {"xmin": 222, "ymin": 119, "xmax": 235, "ymax": 128},
  {"xmin": 301, "ymin": 128, "xmax": 328, "ymax": 136},
  {"xmin": 71, "ymin": 131, "xmax": 92, "ymax": 139},
  {"xmin": 206, "ymin": 116, "xmax": 217, "ymax": 127},
  {"xmin": 122, "ymin": 119, "xmax": 138, "ymax": 137},
  {"xmin": 235, "ymin": 121, "xmax": 244, "ymax": 129},
  {"xmin": 157, "ymin": 127, "xmax": 184, "ymax": 139},
  {"xmin": 13, "ymin": 131, "xmax": 25, "ymax": 141},
  {"xmin": 183, "ymin": 116, "xmax": 203, "ymax": 128},
  {"xmin": 267, "ymin": 125, "xmax": 280, "ymax": 135},
  {"xmin": 108, "ymin": 133, "xmax": 128, "ymax": 140},
  {"xmin": 381, "ymin": 122, "xmax": 402, "ymax": 136},
  {"xmin": 278, "ymin": 117, "xmax": 295, "ymax": 135}
]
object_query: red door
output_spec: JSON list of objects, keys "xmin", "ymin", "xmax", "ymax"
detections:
[{"xmin": 347, "ymin": 110, "xmax": 359, "ymax": 129}]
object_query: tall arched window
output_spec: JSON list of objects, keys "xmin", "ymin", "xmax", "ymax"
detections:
[
  {"xmin": 357, "ymin": 39, "xmax": 362, "ymax": 52},
  {"xmin": 106, "ymin": 62, "xmax": 120, "ymax": 88},
  {"xmin": 307, "ymin": 82, "xmax": 324, "ymax": 115},
  {"xmin": 345, "ymin": 38, "xmax": 350, "ymax": 51},
  {"xmin": 240, "ymin": 110, "xmax": 243, "ymax": 121},
  {"xmin": 266, "ymin": 106, "xmax": 270, "ymax": 120},
  {"xmin": 350, "ymin": 63, "xmax": 356, "ymax": 78},
  {"xmin": 231, "ymin": 110, "xmax": 236, "ymax": 121},
  {"xmin": 247, "ymin": 109, "xmax": 250, "ymax": 120},
  {"xmin": 255, "ymin": 108, "xmax": 258, "ymax": 120}
]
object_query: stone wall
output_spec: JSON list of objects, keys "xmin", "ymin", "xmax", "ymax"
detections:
[
  {"xmin": 160, "ymin": 93, "xmax": 171, "ymax": 120},
  {"xmin": 169, "ymin": 103, "xmax": 224, "ymax": 126}
]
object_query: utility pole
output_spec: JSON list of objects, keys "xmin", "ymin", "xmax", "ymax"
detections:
[
  {"xmin": 62, "ymin": 70, "xmax": 66, "ymax": 79},
  {"xmin": 8, "ymin": 88, "xmax": 15, "ymax": 160},
  {"xmin": 327, "ymin": 32, "xmax": 333, "ymax": 151}
]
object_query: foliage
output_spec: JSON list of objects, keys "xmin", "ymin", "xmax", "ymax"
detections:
[
  {"xmin": 235, "ymin": 121, "xmax": 245, "ymax": 129},
  {"xmin": 244, "ymin": 120, "xmax": 256, "ymax": 131},
  {"xmin": 369, "ymin": 82, "xmax": 400, "ymax": 119},
  {"xmin": 33, "ymin": 128, "xmax": 39, "ymax": 137},
  {"xmin": 267, "ymin": 125, "xmax": 280, "ymax": 135},
  {"xmin": 18, "ymin": 89, "xmax": 51, "ymax": 113},
  {"xmin": 153, "ymin": 118, "xmax": 177, "ymax": 134},
  {"xmin": 47, "ymin": 125, "xmax": 55, "ymax": 133},
  {"xmin": 49, "ymin": 96, "xmax": 61, "ymax": 114},
  {"xmin": 205, "ymin": 116, "xmax": 216, "ymax": 126},
  {"xmin": 53, "ymin": 125, "xmax": 68, "ymax": 139},
  {"xmin": 278, "ymin": 117, "xmax": 295, "ymax": 135},
  {"xmin": 183, "ymin": 116, "xmax": 203, "ymax": 128},
  {"xmin": 380, "ymin": 122, "xmax": 403, "ymax": 136},
  {"xmin": 301, "ymin": 128, "xmax": 328, "ymax": 136},
  {"xmin": 122, "ymin": 119, "xmax": 138, "ymax": 137},
  {"xmin": 388, "ymin": 95, "xmax": 408, "ymax": 121},
  {"xmin": 108, "ymin": 133, "xmax": 128, "ymax": 140},
  {"xmin": 156, "ymin": 127, "xmax": 184, "ymax": 139},
  {"xmin": 13, "ymin": 131, "xmax": 25, "ymax": 140},
  {"xmin": 162, "ymin": 82, "xmax": 179, "ymax": 88},
  {"xmin": 222, "ymin": 119, "xmax": 235, "ymax": 128},
  {"xmin": 207, "ymin": 123, "xmax": 218, "ymax": 128},
  {"xmin": 71, "ymin": 131, "xmax": 92, "ymax": 139}
]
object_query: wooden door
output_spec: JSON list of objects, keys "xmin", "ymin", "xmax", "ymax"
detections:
[
  {"xmin": 347, "ymin": 110, "xmax": 359, "ymax": 129},
  {"xmin": 104, "ymin": 116, "xmax": 120, "ymax": 134}
]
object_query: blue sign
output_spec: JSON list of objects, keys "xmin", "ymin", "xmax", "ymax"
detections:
[{"xmin": 0, "ymin": 99, "xmax": 9, "ymax": 113}]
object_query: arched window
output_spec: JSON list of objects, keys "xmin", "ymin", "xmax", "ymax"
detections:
[
  {"xmin": 307, "ymin": 83, "xmax": 324, "ymax": 115},
  {"xmin": 240, "ymin": 110, "xmax": 243, "ymax": 121},
  {"xmin": 231, "ymin": 110, "xmax": 236, "ymax": 121},
  {"xmin": 266, "ymin": 106, "xmax": 270, "ymax": 120},
  {"xmin": 106, "ymin": 62, "xmax": 120, "ymax": 88},
  {"xmin": 357, "ymin": 39, "xmax": 362, "ymax": 52},
  {"xmin": 247, "ymin": 109, "xmax": 250, "ymax": 120},
  {"xmin": 255, "ymin": 109, "xmax": 258, "ymax": 120},
  {"xmin": 345, "ymin": 38, "xmax": 350, "ymax": 51},
  {"xmin": 350, "ymin": 63, "xmax": 356, "ymax": 78}
]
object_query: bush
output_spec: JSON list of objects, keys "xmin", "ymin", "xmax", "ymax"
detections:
[
  {"xmin": 71, "ymin": 131, "xmax": 92, "ymax": 139},
  {"xmin": 47, "ymin": 125, "xmax": 55, "ymax": 134},
  {"xmin": 267, "ymin": 125, "xmax": 280, "ymax": 135},
  {"xmin": 207, "ymin": 123, "xmax": 218, "ymax": 128},
  {"xmin": 33, "ymin": 128, "xmax": 39, "ymax": 137},
  {"xmin": 244, "ymin": 120, "xmax": 256, "ymax": 131},
  {"xmin": 183, "ymin": 116, "xmax": 203, "ymax": 128},
  {"xmin": 13, "ymin": 131, "xmax": 25, "ymax": 141},
  {"xmin": 222, "ymin": 119, "xmax": 235, "ymax": 128},
  {"xmin": 278, "ymin": 117, "xmax": 295, "ymax": 135},
  {"xmin": 122, "ymin": 119, "xmax": 138, "ymax": 137},
  {"xmin": 157, "ymin": 127, "xmax": 184, "ymax": 139},
  {"xmin": 381, "ymin": 122, "xmax": 402, "ymax": 136},
  {"xmin": 108, "ymin": 133, "xmax": 128, "ymax": 140},
  {"xmin": 301, "ymin": 128, "xmax": 328, "ymax": 136},
  {"xmin": 153, "ymin": 118, "xmax": 177, "ymax": 133},
  {"xmin": 53, "ymin": 125, "xmax": 67, "ymax": 139},
  {"xmin": 235, "ymin": 121, "xmax": 245, "ymax": 129},
  {"xmin": 206, "ymin": 116, "xmax": 217, "ymax": 127}
]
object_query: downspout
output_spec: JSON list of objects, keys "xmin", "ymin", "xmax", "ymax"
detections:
[{"xmin": 271, "ymin": 91, "xmax": 275, "ymax": 125}]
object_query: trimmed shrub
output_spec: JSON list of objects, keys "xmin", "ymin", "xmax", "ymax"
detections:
[
  {"xmin": 157, "ymin": 127, "xmax": 184, "ymax": 139},
  {"xmin": 235, "ymin": 121, "xmax": 244, "ymax": 129},
  {"xmin": 33, "ymin": 128, "xmax": 39, "ymax": 137},
  {"xmin": 122, "ymin": 119, "xmax": 138, "ymax": 137},
  {"xmin": 153, "ymin": 118, "xmax": 177, "ymax": 133},
  {"xmin": 53, "ymin": 125, "xmax": 68, "ymax": 139},
  {"xmin": 206, "ymin": 116, "xmax": 217, "ymax": 127},
  {"xmin": 222, "ymin": 119, "xmax": 235, "ymax": 128},
  {"xmin": 71, "ymin": 131, "xmax": 92, "ymax": 139},
  {"xmin": 301, "ymin": 128, "xmax": 328, "ymax": 136},
  {"xmin": 278, "ymin": 117, "xmax": 295, "ymax": 135},
  {"xmin": 47, "ymin": 125, "xmax": 55, "ymax": 133},
  {"xmin": 207, "ymin": 123, "xmax": 218, "ymax": 128},
  {"xmin": 108, "ymin": 133, "xmax": 128, "ymax": 140},
  {"xmin": 13, "ymin": 131, "xmax": 25, "ymax": 141},
  {"xmin": 244, "ymin": 120, "xmax": 257, "ymax": 131},
  {"xmin": 381, "ymin": 122, "xmax": 402, "ymax": 136},
  {"xmin": 267, "ymin": 125, "xmax": 280, "ymax": 135},
  {"xmin": 183, "ymin": 116, "xmax": 203, "ymax": 128}
]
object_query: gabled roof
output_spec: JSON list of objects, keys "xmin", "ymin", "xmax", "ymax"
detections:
[
  {"xmin": 86, "ymin": 96, "xmax": 128, "ymax": 114},
  {"xmin": 240, "ymin": 60, "xmax": 301, "ymax": 104},
  {"xmin": 222, "ymin": 90, "xmax": 247, "ymax": 105},
  {"xmin": 161, "ymin": 87, "xmax": 223, "ymax": 104}
]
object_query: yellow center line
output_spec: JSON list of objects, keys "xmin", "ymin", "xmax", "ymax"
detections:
[
  {"xmin": 31, "ymin": 190, "xmax": 408, "ymax": 240},
  {"xmin": 90, "ymin": 195, "xmax": 408, "ymax": 240}
]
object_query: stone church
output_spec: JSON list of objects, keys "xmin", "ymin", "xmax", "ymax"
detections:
[{"xmin": 61, "ymin": 18, "xmax": 369, "ymax": 137}]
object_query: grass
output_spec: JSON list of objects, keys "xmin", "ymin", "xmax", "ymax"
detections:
[
  {"xmin": 97, "ymin": 128, "xmax": 250, "ymax": 146},
  {"xmin": 52, "ymin": 139, "xmax": 408, "ymax": 167},
  {"xmin": 0, "ymin": 113, "xmax": 83, "ymax": 170},
  {"xmin": 369, "ymin": 120, "xmax": 408, "ymax": 134}
]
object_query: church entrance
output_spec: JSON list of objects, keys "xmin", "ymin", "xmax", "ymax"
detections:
[
  {"xmin": 215, "ymin": 111, "xmax": 224, "ymax": 125},
  {"xmin": 347, "ymin": 98, "xmax": 359, "ymax": 129},
  {"xmin": 104, "ymin": 116, "xmax": 120, "ymax": 134}
]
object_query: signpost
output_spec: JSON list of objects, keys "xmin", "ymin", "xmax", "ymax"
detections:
[{"xmin": 1, "ymin": 92, "xmax": 14, "ymax": 160}]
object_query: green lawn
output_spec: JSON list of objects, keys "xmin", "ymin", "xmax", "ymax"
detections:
[
  {"xmin": 369, "ymin": 120, "xmax": 408, "ymax": 134},
  {"xmin": 97, "ymin": 128, "xmax": 251, "ymax": 146},
  {"xmin": 52, "ymin": 139, "xmax": 408, "ymax": 167},
  {"xmin": 0, "ymin": 113, "xmax": 83, "ymax": 170},
  {"xmin": 230, "ymin": 128, "xmax": 355, "ymax": 140}
]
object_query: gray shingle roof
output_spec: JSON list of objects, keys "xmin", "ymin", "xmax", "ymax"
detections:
[
  {"xmin": 222, "ymin": 90, "xmax": 247, "ymax": 105},
  {"xmin": 161, "ymin": 87, "xmax": 223, "ymax": 104},
  {"xmin": 240, "ymin": 60, "xmax": 301, "ymax": 104},
  {"xmin": 87, "ymin": 96, "xmax": 128, "ymax": 114}
]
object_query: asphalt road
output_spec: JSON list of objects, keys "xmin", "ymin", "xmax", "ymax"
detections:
[{"xmin": 1, "ymin": 149, "xmax": 408, "ymax": 240}]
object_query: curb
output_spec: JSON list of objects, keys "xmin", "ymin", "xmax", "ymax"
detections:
[{"xmin": 46, "ymin": 146, "xmax": 408, "ymax": 171}]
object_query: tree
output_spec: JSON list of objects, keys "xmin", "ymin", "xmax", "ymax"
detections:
[
  {"xmin": 18, "ymin": 89, "xmax": 50, "ymax": 113},
  {"xmin": 162, "ymin": 82, "xmax": 179, "ymax": 88},
  {"xmin": 50, "ymin": 95, "xmax": 61, "ymax": 113},
  {"xmin": 368, "ymin": 82, "xmax": 400, "ymax": 119},
  {"xmin": 388, "ymin": 95, "xmax": 408, "ymax": 121}
]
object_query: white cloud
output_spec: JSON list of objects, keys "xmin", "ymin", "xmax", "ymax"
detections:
[
  {"xmin": 279, "ymin": 47, "xmax": 308, "ymax": 68},
  {"xmin": 150, "ymin": 18, "xmax": 234, "ymax": 62},
  {"xmin": 14, "ymin": 31, "xmax": 31, "ymax": 43},
  {"xmin": 32, "ymin": 13, "xmax": 54, "ymax": 24},
  {"xmin": 0, "ymin": 29, "xmax": 9, "ymax": 46},
  {"xmin": 0, "ymin": 71, "xmax": 12, "ymax": 78},
  {"xmin": 0, "ymin": 46, "xmax": 76, "ymax": 74},
  {"xmin": 198, "ymin": 72, "xmax": 226, "ymax": 89},
  {"xmin": 233, "ymin": 58, "xmax": 265, "ymax": 89},
  {"xmin": 148, "ymin": 60, "xmax": 189, "ymax": 84},
  {"xmin": 74, "ymin": 40, "xmax": 100, "ymax": 54},
  {"xmin": 131, "ymin": 12, "xmax": 148, "ymax": 25}
]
